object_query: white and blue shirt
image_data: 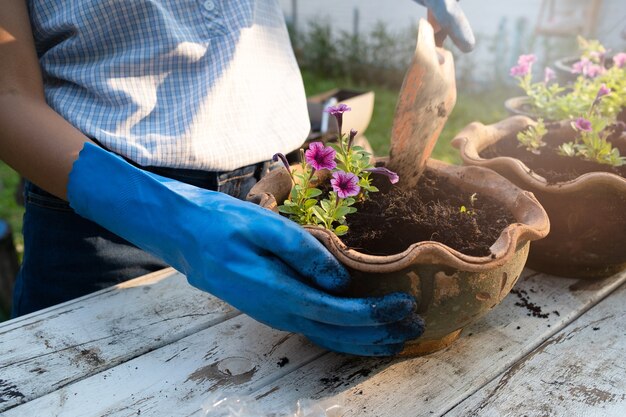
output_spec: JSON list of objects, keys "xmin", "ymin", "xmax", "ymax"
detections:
[{"xmin": 28, "ymin": 0, "xmax": 309, "ymax": 170}]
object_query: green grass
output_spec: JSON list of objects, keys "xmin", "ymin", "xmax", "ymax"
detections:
[
  {"xmin": 0, "ymin": 163, "xmax": 21, "ymax": 321},
  {"xmin": 301, "ymin": 70, "xmax": 510, "ymax": 163},
  {"xmin": 0, "ymin": 163, "xmax": 23, "ymax": 253}
]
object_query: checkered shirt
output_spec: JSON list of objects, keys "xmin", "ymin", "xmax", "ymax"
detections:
[{"xmin": 28, "ymin": 0, "xmax": 309, "ymax": 170}]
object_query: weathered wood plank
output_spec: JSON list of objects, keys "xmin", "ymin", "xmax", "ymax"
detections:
[
  {"xmin": 248, "ymin": 269, "xmax": 626, "ymax": 417},
  {"xmin": 2, "ymin": 315, "xmax": 326, "ymax": 417},
  {"xmin": 445, "ymin": 282, "xmax": 626, "ymax": 417},
  {"xmin": 3, "ymin": 269, "xmax": 625, "ymax": 417},
  {"xmin": 0, "ymin": 268, "xmax": 238, "ymax": 412}
]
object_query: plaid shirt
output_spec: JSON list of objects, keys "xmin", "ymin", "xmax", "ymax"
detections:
[{"xmin": 28, "ymin": 0, "xmax": 309, "ymax": 170}]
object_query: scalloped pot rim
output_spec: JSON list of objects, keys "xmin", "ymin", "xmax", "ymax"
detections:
[
  {"xmin": 452, "ymin": 119, "xmax": 626, "ymax": 195},
  {"xmin": 304, "ymin": 221, "xmax": 541, "ymax": 274},
  {"xmin": 247, "ymin": 159, "xmax": 549, "ymax": 274}
]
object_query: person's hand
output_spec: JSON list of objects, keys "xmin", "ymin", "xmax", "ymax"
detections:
[
  {"xmin": 66, "ymin": 143, "xmax": 424, "ymax": 356},
  {"xmin": 414, "ymin": 0, "xmax": 475, "ymax": 52}
]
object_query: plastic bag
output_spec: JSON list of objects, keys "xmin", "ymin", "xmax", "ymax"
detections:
[{"xmin": 202, "ymin": 392, "xmax": 345, "ymax": 417}]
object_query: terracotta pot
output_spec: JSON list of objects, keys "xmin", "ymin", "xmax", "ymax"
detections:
[
  {"xmin": 553, "ymin": 56, "xmax": 579, "ymax": 84},
  {"xmin": 247, "ymin": 158, "xmax": 549, "ymax": 356},
  {"xmin": 504, "ymin": 96, "xmax": 536, "ymax": 118},
  {"xmin": 453, "ymin": 116, "xmax": 626, "ymax": 279}
]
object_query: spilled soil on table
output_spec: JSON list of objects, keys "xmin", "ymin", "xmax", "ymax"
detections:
[
  {"xmin": 341, "ymin": 171, "xmax": 515, "ymax": 257},
  {"xmin": 480, "ymin": 123, "xmax": 626, "ymax": 183}
]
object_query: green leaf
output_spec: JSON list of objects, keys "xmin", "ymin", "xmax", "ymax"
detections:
[
  {"xmin": 320, "ymin": 199, "xmax": 331, "ymax": 212},
  {"xmin": 278, "ymin": 205, "xmax": 298, "ymax": 214},
  {"xmin": 304, "ymin": 199, "xmax": 318, "ymax": 209},
  {"xmin": 305, "ymin": 188, "xmax": 322, "ymax": 198},
  {"xmin": 334, "ymin": 225, "xmax": 349, "ymax": 236},
  {"xmin": 311, "ymin": 206, "xmax": 327, "ymax": 223},
  {"xmin": 335, "ymin": 206, "xmax": 351, "ymax": 218}
]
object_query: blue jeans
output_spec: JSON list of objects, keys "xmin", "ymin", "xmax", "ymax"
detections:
[{"xmin": 11, "ymin": 160, "xmax": 274, "ymax": 317}]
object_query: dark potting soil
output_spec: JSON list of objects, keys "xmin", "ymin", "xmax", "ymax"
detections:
[
  {"xmin": 480, "ymin": 124, "xmax": 626, "ymax": 183},
  {"xmin": 340, "ymin": 171, "xmax": 515, "ymax": 257}
]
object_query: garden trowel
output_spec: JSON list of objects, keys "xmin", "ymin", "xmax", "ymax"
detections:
[{"xmin": 388, "ymin": 18, "xmax": 457, "ymax": 189}]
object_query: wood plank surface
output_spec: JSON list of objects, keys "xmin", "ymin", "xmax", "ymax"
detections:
[
  {"xmin": 0, "ymin": 268, "xmax": 237, "ymax": 412},
  {"xmin": 249, "ymin": 270, "xmax": 626, "ymax": 417},
  {"xmin": 2, "ymin": 315, "xmax": 327, "ymax": 417},
  {"xmin": 3, "ymin": 269, "xmax": 625, "ymax": 417},
  {"xmin": 445, "ymin": 282, "xmax": 626, "ymax": 417}
]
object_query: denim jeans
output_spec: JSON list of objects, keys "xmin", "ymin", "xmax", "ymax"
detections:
[{"xmin": 11, "ymin": 160, "xmax": 274, "ymax": 317}]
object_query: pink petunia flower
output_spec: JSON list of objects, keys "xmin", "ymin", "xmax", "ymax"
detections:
[
  {"xmin": 324, "ymin": 103, "xmax": 351, "ymax": 117},
  {"xmin": 510, "ymin": 63, "xmax": 531, "ymax": 77},
  {"xmin": 272, "ymin": 153, "xmax": 290, "ymax": 171},
  {"xmin": 589, "ymin": 50, "xmax": 605, "ymax": 63},
  {"xmin": 325, "ymin": 103, "xmax": 351, "ymax": 135},
  {"xmin": 304, "ymin": 142, "xmax": 336, "ymax": 171},
  {"xmin": 572, "ymin": 58, "xmax": 605, "ymax": 78},
  {"xmin": 331, "ymin": 171, "xmax": 360, "ymax": 198},
  {"xmin": 544, "ymin": 67, "xmax": 556, "ymax": 84},
  {"xmin": 595, "ymin": 84, "xmax": 611, "ymax": 100},
  {"xmin": 518, "ymin": 54, "xmax": 537, "ymax": 66},
  {"xmin": 574, "ymin": 117, "xmax": 592, "ymax": 132},
  {"xmin": 585, "ymin": 64, "xmax": 605, "ymax": 78},
  {"xmin": 571, "ymin": 58, "xmax": 590, "ymax": 74},
  {"xmin": 348, "ymin": 128, "xmax": 358, "ymax": 150},
  {"xmin": 612, "ymin": 52, "xmax": 626, "ymax": 69},
  {"xmin": 364, "ymin": 167, "xmax": 399, "ymax": 184}
]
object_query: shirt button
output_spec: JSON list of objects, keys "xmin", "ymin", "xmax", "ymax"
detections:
[{"xmin": 203, "ymin": 0, "xmax": 216, "ymax": 11}]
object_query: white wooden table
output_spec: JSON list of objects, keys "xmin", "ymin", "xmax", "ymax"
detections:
[{"xmin": 1, "ymin": 267, "xmax": 625, "ymax": 417}]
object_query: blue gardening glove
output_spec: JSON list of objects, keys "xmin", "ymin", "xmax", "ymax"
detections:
[
  {"xmin": 414, "ymin": 0, "xmax": 475, "ymax": 52},
  {"xmin": 67, "ymin": 143, "xmax": 424, "ymax": 356}
]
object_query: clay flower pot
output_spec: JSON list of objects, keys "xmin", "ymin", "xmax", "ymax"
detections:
[
  {"xmin": 247, "ymin": 158, "xmax": 549, "ymax": 355},
  {"xmin": 553, "ymin": 56, "xmax": 580, "ymax": 84},
  {"xmin": 504, "ymin": 96, "xmax": 536, "ymax": 119},
  {"xmin": 453, "ymin": 116, "xmax": 626, "ymax": 278}
]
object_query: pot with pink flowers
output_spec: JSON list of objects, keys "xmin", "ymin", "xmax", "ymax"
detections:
[
  {"xmin": 503, "ymin": 40, "xmax": 626, "ymax": 124},
  {"xmin": 247, "ymin": 20, "xmax": 549, "ymax": 356},
  {"xmin": 453, "ymin": 47, "xmax": 626, "ymax": 279}
]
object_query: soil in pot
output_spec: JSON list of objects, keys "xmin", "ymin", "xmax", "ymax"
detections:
[
  {"xmin": 479, "ymin": 126, "xmax": 626, "ymax": 184},
  {"xmin": 339, "ymin": 171, "xmax": 516, "ymax": 257}
]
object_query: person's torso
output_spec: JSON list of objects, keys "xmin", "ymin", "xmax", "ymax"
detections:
[{"xmin": 28, "ymin": 0, "xmax": 309, "ymax": 170}]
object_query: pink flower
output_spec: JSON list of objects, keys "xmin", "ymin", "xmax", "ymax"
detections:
[
  {"xmin": 571, "ymin": 58, "xmax": 590, "ymax": 74},
  {"xmin": 544, "ymin": 67, "xmax": 556, "ymax": 84},
  {"xmin": 572, "ymin": 58, "xmax": 605, "ymax": 78},
  {"xmin": 304, "ymin": 142, "xmax": 336, "ymax": 171},
  {"xmin": 585, "ymin": 64, "xmax": 605, "ymax": 78},
  {"xmin": 518, "ymin": 54, "xmax": 537, "ymax": 66},
  {"xmin": 612, "ymin": 52, "xmax": 626, "ymax": 68},
  {"xmin": 364, "ymin": 167, "xmax": 399, "ymax": 184},
  {"xmin": 510, "ymin": 63, "xmax": 530, "ymax": 77},
  {"xmin": 272, "ymin": 153, "xmax": 290, "ymax": 171},
  {"xmin": 331, "ymin": 171, "xmax": 360, "ymax": 198},
  {"xmin": 324, "ymin": 103, "xmax": 351, "ymax": 135},
  {"xmin": 348, "ymin": 128, "xmax": 358, "ymax": 150},
  {"xmin": 324, "ymin": 103, "xmax": 351, "ymax": 117},
  {"xmin": 595, "ymin": 84, "xmax": 611, "ymax": 100},
  {"xmin": 589, "ymin": 50, "xmax": 605, "ymax": 62},
  {"xmin": 574, "ymin": 117, "xmax": 592, "ymax": 132}
]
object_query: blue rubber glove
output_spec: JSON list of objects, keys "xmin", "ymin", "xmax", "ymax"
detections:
[
  {"xmin": 414, "ymin": 0, "xmax": 475, "ymax": 52},
  {"xmin": 67, "ymin": 143, "xmax": 424, "ymax": 356}
]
